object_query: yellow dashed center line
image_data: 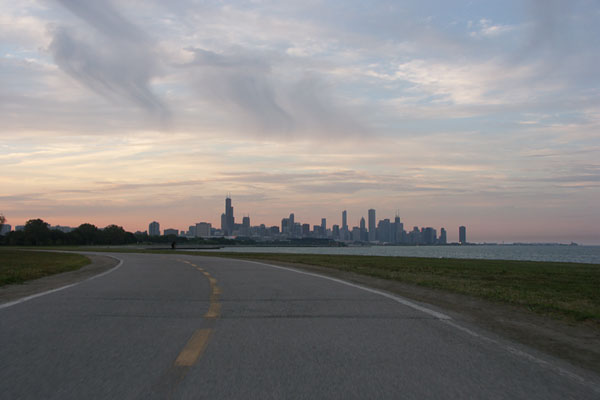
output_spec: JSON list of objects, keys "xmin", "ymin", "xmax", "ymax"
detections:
[
  {"xmin": 174, "ymin": 258, "xmax": 222, "ymax": 367},
  {"xmin": 204, "ymin": 302, "xmax": 221, "ymax": 319},
  {"xmin": 174, "ymin": 329, "xmax": 213, "ymax": 367}
]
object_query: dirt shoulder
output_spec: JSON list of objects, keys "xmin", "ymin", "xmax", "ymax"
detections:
[
  {"xmin": 251, "ymin": 259, "xmax": 600, "ymax": 376},
  {"xmin": 0, "ymin": 254, "xmax": 119, "ymax": 304}
]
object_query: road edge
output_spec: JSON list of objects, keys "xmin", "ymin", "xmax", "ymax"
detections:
[{"xmin": 0, "ymin": 254, "xmax": 123, "ymax": 309}]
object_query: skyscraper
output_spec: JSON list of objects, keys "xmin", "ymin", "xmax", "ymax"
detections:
[
  {"xmin": 332, "ymin": 224, "xmax": 340, "ymax": 239},
  {"xmin": 368, "ymin": 209, "xmax": 376, "ymax": 241},
  {"xmin": 149, "ymin": 221, "xmax": 160, "ymax": 236},
  {"xmin": 360, "ymin": 217, "xmax": 366, "ymax": 241},
  {"xmin": 196, "ymin": 222, "xmax": 211, "ymax": 238},
  {"xmin": 302, "ymin": 223, "xmax": 310, "ymax": 237},
  {"xmin": 289, "ymin": 213, "xmax": 295, "ymax": 237},
  {"xmin": 341, "ymin": 210, "xmax": 347, "ymax": 240},
  {"xmin": 439, "ymin": 228, "xmax": 447, "ymax": 245},
  {"xmin": 422, "ymin": 227, "xmax": 437, "ymax": 245},
  {"xmin": 321, "ymin": 218, "xmax": 327, "ymax": 237},
  {"xmin": 393, "ymin": 215, "xmax": 404, "ymax": 244},
  {"xmin": 281, "ymin": 218, "xmax": 289, "ymax": 234},
  {"xmin": 224, "ymin": 196, "xmax": 234, "ymax": 235},
  {"xmin": 459, "ymin": 226, "xmax": 466, "ymax": 244}
]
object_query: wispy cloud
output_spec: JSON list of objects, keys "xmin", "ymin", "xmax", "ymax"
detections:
[
  {"xmin": 182, "ymin": 46, "xmax": 364, "ymax": 137},
  {"xmin": 49, "ymin": 0, "xmax": 169, "ymax": 120},
  {"xmin": 1, "ymin": 0, "xmax": 599, "ymax": 243}
]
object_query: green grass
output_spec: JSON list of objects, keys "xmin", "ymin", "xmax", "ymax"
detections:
[
  {"xmin": 4, "ymin": 246, "xmax": 599, "ymax": 325},
  {"xmin": 196, "ymin": 252, "xmax": 600, "ymax": 324},
  {"xmin": 0, "ymin": 249, "xmax": 90, "ymax": 286}
]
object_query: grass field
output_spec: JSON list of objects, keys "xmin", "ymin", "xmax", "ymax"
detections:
[
  {"xmin": 196, "ymin": 252, "xmax": 600, "ymax": 324},
  {"xmin": 0, "ymin": 249, "xmax": 90, "ymax": 286},
  {"xmin": 4, "ymin": 246, "xmax": 599, "ymax": 324}
]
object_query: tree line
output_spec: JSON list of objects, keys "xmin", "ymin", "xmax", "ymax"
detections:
[
  {"xmin": 1, "ymin": 219, "xmax": 141, "ymax": 246},
  {"xmin": 0, "ymin": 218, "xmax": 248, "ymax": 246}
]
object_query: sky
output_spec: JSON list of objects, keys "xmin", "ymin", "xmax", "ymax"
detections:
[{"xmin": 1, "ymin": 0, "xmax": 599, "ymax": 244}]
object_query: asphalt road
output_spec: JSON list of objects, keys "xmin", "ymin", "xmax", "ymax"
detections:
[{"xmin": 1, "ymin": 252, "xmax": 599, "ymax": 399}]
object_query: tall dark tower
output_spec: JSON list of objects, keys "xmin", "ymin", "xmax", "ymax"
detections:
[
  {"xmin": 459, "ymin": 226, "xmax": 466, "ymax": 244},
  {"xmin": 360, "ymin": 217, "xmax": 367, "ymax": 242},
  {"xmin": 368, "ymin": 209, "xmax": 376, "ymax": 242},
  {"xmin": 225, "ymin": 196, "xmax": 234, "ymax": 235},
  {"xmin": 342, "ymin": 210, "xmax": 348, "ymax": 240}
]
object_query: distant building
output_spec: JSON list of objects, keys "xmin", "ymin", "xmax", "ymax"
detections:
[
  {"xmin": 164, "ymin": 228, "xmax": 178, "ymax": 236},
  {"xmin": 351, "ymin": 227, "xmax": 362, "ymax": 241},
  {"xmin": 223, "ymin": 197, "xmax": 235, "ymax": 236},
  {"xmin": 393, "ymin": 216, "xmax": 404, "ymax": 244},
  {"xmin": 408, "ymin": 226, "xmax": 420, "ymax": 244},
  {"xmin": 377, "ymin": 219, "xmax": 392, "ymax": 243},
  {"xmin": 368, "ymin": 209, "xmax": 376, "ymax": 242},
  {"xmin": 15, "ymin": 225, "xmax": 25, "ymax": 231},
  {"xmin": 360, "ymin": 217, "xmax": 367, "ymax": 242},
  {"xmin": 302, "ymin": 223, "xmax": 310, "ymax": 237},
  {"xmin": 281, "ymin": 218, "xmax": 289, "ymax": 235},
  {"xmin": 221, "ymin": 213, "xmax": 226, "ymax": 233},
  {"xmin": 293, "ymin": 222, "xmax": 301, "ymax": 237},
  {"xmin": 459, "ymin": 226, "xmax": 467, "ymax": 244},
  {"xmin": 321, "ymin": 218, "xmax": 327, "ymax": 237},
  {"xmin": 196, "ymin": 222, "xmax": 212, "ymax": 237},
  {"xmin": 242, "ymin": 216, "xmax": 250, "ymax": 228},
  {"xmin": 332, "ymin": 224, "xmax": 340, "ymax": 239},
  {"xmin": 439, "ymin": 228, "xmax": 447, "ymax": 244},
  {"xmin": 149, "ymin": 221, "xmax": 160, "ymax": 236},
  {"xmin": 312, "ymin": 225, "xmax": 321, "ymax": 236},
  {"xmin": 422, "ymin": 227, "xmax": 437, "ymax": 245},
  {"xmin": 341, "ymin": 210, "xmax": 348, "ymax": 240},
  {"xmin": 0, "ymin": 224, "xmax": 11, "ymax": 235}
]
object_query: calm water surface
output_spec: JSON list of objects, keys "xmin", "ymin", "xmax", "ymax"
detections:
[{"xmin": 201, "ymin": 245, "xmax": 600, "ymax": 264}]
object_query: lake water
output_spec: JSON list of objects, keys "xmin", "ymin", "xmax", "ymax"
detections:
[{"xmin": 200, "ymin": 245, "xmax": 600, "ymax": 264}]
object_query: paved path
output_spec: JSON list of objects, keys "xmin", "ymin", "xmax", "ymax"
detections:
[{"xmin": 1, "ymin": 253, "xmax": 599, "ymax": 399}]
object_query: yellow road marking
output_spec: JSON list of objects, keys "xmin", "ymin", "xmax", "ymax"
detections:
[
  {"xmin": 204, "ymin": 302, "xmax": 221, "ymax": 318},
  {"xmin": 174, "ymin": 329, "xmax": 213, "ymax": 367},
  {"xmin": 170, "ymin": 260, "xmax": 222, "ymax": 369}
]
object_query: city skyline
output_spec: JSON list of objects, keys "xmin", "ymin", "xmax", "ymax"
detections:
[
  {"xmin": 0, "ymin": 191, "xmax": 595, "ymax": 244},
  {"xmin": 1, "ymin": 1, "xmax": 599, "ymax": 245}
]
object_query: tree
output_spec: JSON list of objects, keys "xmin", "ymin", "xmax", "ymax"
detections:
[
  {"xmin": 73, "ymin": 223, "xmax": 101, "ymax": 245},
  {"xmin": 24, "ymin": 219, "xmax": 51, "ymax": 245},
  {"xmin": 102, "ymin": 224, "xmax": 128, "ymax": 245}
]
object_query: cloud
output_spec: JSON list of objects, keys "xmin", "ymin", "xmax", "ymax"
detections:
[
  {"xmin": 470, "ymin": 18, "xmax": 516, "ymax": 38},
  {"xmin": 49, "ymin": 0, "xmax": 168, "ymax": 120},
  {"xmin": 184, "ymin": 46, "xmax": 365, "ymax": 137}
]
